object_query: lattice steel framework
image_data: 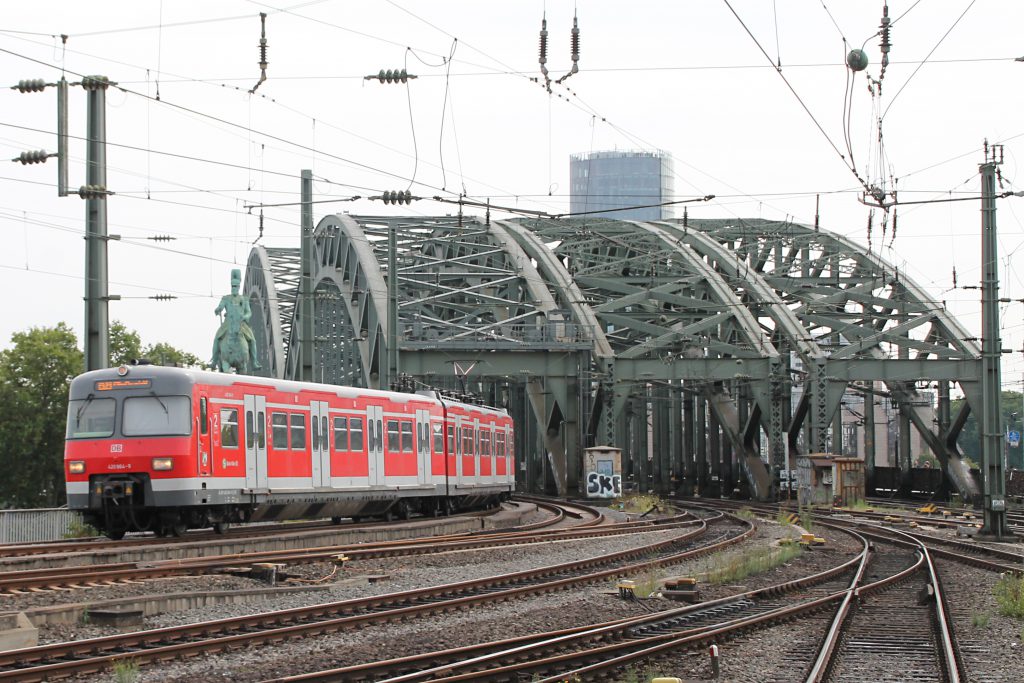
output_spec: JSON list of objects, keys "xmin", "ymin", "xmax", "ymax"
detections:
[{"xmin": 243, "ymin": 214, "xmax": 983, "ymax": 502}]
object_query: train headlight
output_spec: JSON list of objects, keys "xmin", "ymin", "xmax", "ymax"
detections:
[
  {"xmin": 152, "ymin": 457, "xmax": 174, "ymax": 471},
  {"xmin": 68, "ymin": 461, "xmax": 85, "ymax": 474}
]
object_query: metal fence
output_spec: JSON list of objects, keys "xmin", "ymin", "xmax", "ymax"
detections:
[{"xmin": 0, "ymin": 508, "xmax": 85, "ymax": 543}]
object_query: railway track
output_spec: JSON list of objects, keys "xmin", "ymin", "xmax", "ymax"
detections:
[
  {"xmin": 0, "ymin": 499, "xmax": 577, "ymax": 560},
  {"xmin": 310, "ymin": 503, "xmax": 966, "ymax": 683},
  {"xmin": 266, "ymin": 525, "xmax": 869, "ymax": 682},
  {"xmin": 0, "ymin": 512, "xmax": 683, "ymax": 594},
  {"xmin": 0, "ymin": 509, "xmax": 742, "ymax": 681}
]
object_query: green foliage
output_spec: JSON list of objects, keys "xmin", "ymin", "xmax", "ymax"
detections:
[
  {"xmin": 63, "ymin": 516, "xmax": 98, "ymax": 539},
  {"xmin": 952, "ymin": 391, "xmax": 1023, "ymax": 468},
  {"xmin": 799, "ymin": 507, "xmax": 814, "ymax": 532},
  {"xmin": 108, "ymin": 320, "xmax": 143, "ymax": 367},
  {"xmin": 611, "ymin": 664, "xmax": 657, "ymax": 683},
  {"xmin": 994, "ymin": 574, "xmax": 1024, "ymax": 619},
  {"xmin": 111, "ymin": 321, "xmax": 200, "ymax": 367},
  {"xmin": 617, "ymin": 493, "xmax": 664, "ymax": 514},
  {"xmin": 112, "ymin": 657, "xmax": 139, "ymax": 683},
  {"xmin": 971, "ymin": 611, "xmax": 991, "ymax": 628},
  {"xmin": 143, "ymin": 341, "xmax": 201, "ymax": 368},
  {"xmin": 734, "ymin": 507, "xmax": 755, "ymax": 521},
  {"xmin": 0, "ymin": 323, "xmax": 82, "ymax": 508},
  {"xmin": 704, "ymin": 544, "xmax": 803, "ymax": 585}
]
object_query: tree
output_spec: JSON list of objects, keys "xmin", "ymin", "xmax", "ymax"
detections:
[
  {"xmin": 109, "ymin": 320, "xmax": 143, "ymax": 367},
  {"xmin": 143, "ymin": 342, "xmax": 201, "ymax": 368},
  {"xmin": 0, "ymin": 324, "xmax": 82, "ymax": 507},
  {"xmin": 951, "ymin": 391, "xmax": 1024, "ymax": 469},
  {"xmin": 110, "ymin": 321, "xmax": 201, "ymax": 368}
]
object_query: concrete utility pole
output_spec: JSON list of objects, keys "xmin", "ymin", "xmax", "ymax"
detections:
[
  {"xmin": 979, "ymin": 145, "xmax": 1009, "ymax": 537},
  {"xmin": 83, "ymin": 76, "xmax": 112, "ymax": 372}
]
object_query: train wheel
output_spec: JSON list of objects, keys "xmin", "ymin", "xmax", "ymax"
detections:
[
  {"xmin": 153, "ymin": 526, "xmax": 167, "ymax": 538},
  {"xmin": 393, "ymin": 501, "xmax": 410, "ymax": 520},
  {"xmin": 106, "ymin": 527, "xmax": 126, "ymax": 540},
  {"xmin": 170, "ymin": 522, "xmax": 187, "ymax": 537},
  {"xmin": 331, "ymin": 516, "xmax": 343, "ymax": 525},
  {"xmin": 213, "ymin": 521, "xmax": 230, "ymax": 535}
]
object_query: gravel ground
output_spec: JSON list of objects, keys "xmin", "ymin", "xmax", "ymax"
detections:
[
  {"xmin": 33, "ymin": 515, "xmax": 856, "ymax": 682},
  {"xmin": 6, "ymin": 510, "xmax": 903, "ymax": 683}
]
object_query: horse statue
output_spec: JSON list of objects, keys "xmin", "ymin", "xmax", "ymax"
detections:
[{"xmin": 211, "ymin": 269, "xmax": 261, "ymax": 374}]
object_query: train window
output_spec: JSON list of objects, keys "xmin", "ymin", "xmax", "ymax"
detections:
[
  {"xmin": 66, "ymin": 397, "xmax": 116, "ymax": 439},
  {"xmin": 321, "ymin": 416, "xmax": 329, "ymax": 452},
  {"xmin": 433, "ymin": 423, "xmax": 444, "ymax": 453},
  {"xmin": 257, "ymin": 411, "xmax": 266, "ymax": 448},
  {"xmin": 271, "ymin": 413, "xmax": 289, "ymax": 449},
  {"xmin": 311, "ymin": 416, "xmax": 319, "ymax": 450},
  {"xmin": 123, "ymin": 396, "xmax": 191, "ymax": 436},
  {"xmin": 386, "ymin": 420, "xmax": 400, "ymax": 452},
  {"xmin": 246, "ymin": 411, "xmax": 254, "ymax": 448},
  {"xmin": 446, "ymin": 425, "xmax": 455, "ymax": 454},
  {"xmin": 333, "ymin": 417, "xmax": 348, "ymax": 451},
  {"xmin": 290, "ymin": 414, "xmax": 306, "ymax": 450},
  {"xmin": 401, "ymin": 421, "xmax": 414, "ymax": 453},
  {"xmin": 200, "ymin": 398, "xmax": 208, "ymax": 435},
  {"xmin": 220, "ymin": 408, "xmax": 239, "ymax": 449},
  {"xmin": 350, "ymin": 418, "xmax": 364, "ymax": 451},
  {"xmin": 496, "ymin": 433, "xmax": 505, "ymax": 458},
  {"xmin": 479, "ymin": 430, "xmax": 490, "ymax": 457},
  {"xmin": 462, "ymin": 428, "xmax": 474, "ymax": 456}
]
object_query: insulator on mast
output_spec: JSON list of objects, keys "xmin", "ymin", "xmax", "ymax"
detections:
[
  {"xmin": 556, "ymin": 12, "xmax": 580, "ymax": 84},
  {"xmin": 249, "ymin": 13, "xmax": 269, "ymax": 94},
  {"xmin": 878, "ymin": 4, "xmax": 891, "ymax": 82},
  {"xmin": 539, "ymin": 14, "xmax": 550, "ymax": 89}
]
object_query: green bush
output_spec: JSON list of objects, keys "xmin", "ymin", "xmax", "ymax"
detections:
[
  {"xmin": 994, "ymin": 574, "xmax": 1024, "ymax": 619},
  {"xmin": 63, "ymin": 517, "xmax": 98, "ymax": 539}
]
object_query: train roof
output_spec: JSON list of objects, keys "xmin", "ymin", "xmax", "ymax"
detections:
[{"xmin": 69, "ymin": 365, "xmax": 509, "ymax": 416}]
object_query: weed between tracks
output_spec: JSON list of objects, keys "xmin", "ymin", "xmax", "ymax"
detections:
[
  {"xmin": 703, "ymin": 544, "xmax": 804, "ymax": 585},
  {"xmin": 994, "ymin": 574, "xmax": 1024, "ymax": 619},
  {"xmin": 112, "ymin": 658, "xmax": 139, "ymax": 683},
  {"xmin": 613, "ymin": 493, "xmax": 665, "ymax": 514}
]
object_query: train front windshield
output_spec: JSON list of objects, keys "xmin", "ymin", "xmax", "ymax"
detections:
[
  {"xmin": 66, "ymin": 394, "xmax": 192, "ymax": 439},
  {"xmin": 66, "ymin": 397, "xmax": 116, "ymax": 439}
]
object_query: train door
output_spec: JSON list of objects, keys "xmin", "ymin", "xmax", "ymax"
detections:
[
  {"xmin": 416, "ymin": 409, "xmax": 431, "ymax": 486},
  {"xmin": 197, "ymin": 394, "xmax": 212, "ymax": 477},
  {"xmin": 367, "ymin": 404, "xmax": 385, "ymax": 486},
  {"xmin": 244, "ymin": 394, "xmax": 268, "ymax": 490},
  {"xmin": 473, "ymin": 417, "xmax": 482, "ymax": 485},
  {"xmin": 310, "ymin": 401, "xmax": 330, "ymax": 488}
]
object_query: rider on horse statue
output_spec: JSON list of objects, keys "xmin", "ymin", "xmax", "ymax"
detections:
[{"xmin": 211, "ymin": 269, "xmax": 261, "ymax": 373}]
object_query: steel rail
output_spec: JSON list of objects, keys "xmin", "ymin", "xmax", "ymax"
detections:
[
  {"xmin": 524, "ymin": 543, "xmax": 922, "ymax": 683},
  {"xmin": 0, "ymin": 500, "xmax": 565, "ymax": 560},
  {"xmin": 270, "ymin": 524, "xmax": 872, "ymax": 682},
  {"xmin": 0, "ymin": 515, "xmax": 690, "ymax": 593},
  {"xmin": 0, "ymin": 515, "xmax": 743, "ymax": 681}
]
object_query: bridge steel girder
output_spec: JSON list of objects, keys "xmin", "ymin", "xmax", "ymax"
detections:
[
  {"xmin": 244, "ymin": 246, "xmax": 295, "ymax": 379},
  {"xmin": 502, "ymin": 217, "xmax": 777, "ymax": 500},
  {"xmin": 242, "ymin": 213, "xmax": 984, "ymax": 504},
  {"xmin": 682, "ymin": 218, "xmax": 982, "ymax": 502}
]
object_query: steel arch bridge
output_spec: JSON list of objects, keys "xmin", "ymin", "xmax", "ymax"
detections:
[{"xmin": 241, "ymin": 214, "xmax": 982, "ymax": 502}]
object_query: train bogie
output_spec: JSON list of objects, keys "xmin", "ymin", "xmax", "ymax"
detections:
[{"xmin": 65, "ymin": 365, "xmax": 515, "ymax": 538}]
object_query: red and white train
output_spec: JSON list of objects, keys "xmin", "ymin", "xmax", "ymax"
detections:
[{"xmin": 64, "ymin": 364, "xmax": 515, "ymax": 538}]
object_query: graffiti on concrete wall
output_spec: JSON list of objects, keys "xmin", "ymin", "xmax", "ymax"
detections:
[{"xmin": 586, "ymin": 471, "xmax": 622, "ymax": 498}]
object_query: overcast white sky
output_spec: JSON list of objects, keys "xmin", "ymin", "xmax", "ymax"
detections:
[{"xmin": 1, "ymin": 1, "xmax": 1023, "ymax": 394}]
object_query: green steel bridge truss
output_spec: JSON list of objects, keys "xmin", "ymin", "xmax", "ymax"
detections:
[{"xmin": 242, "ymin": 215, "xmax": 982, "ymax": 502}]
